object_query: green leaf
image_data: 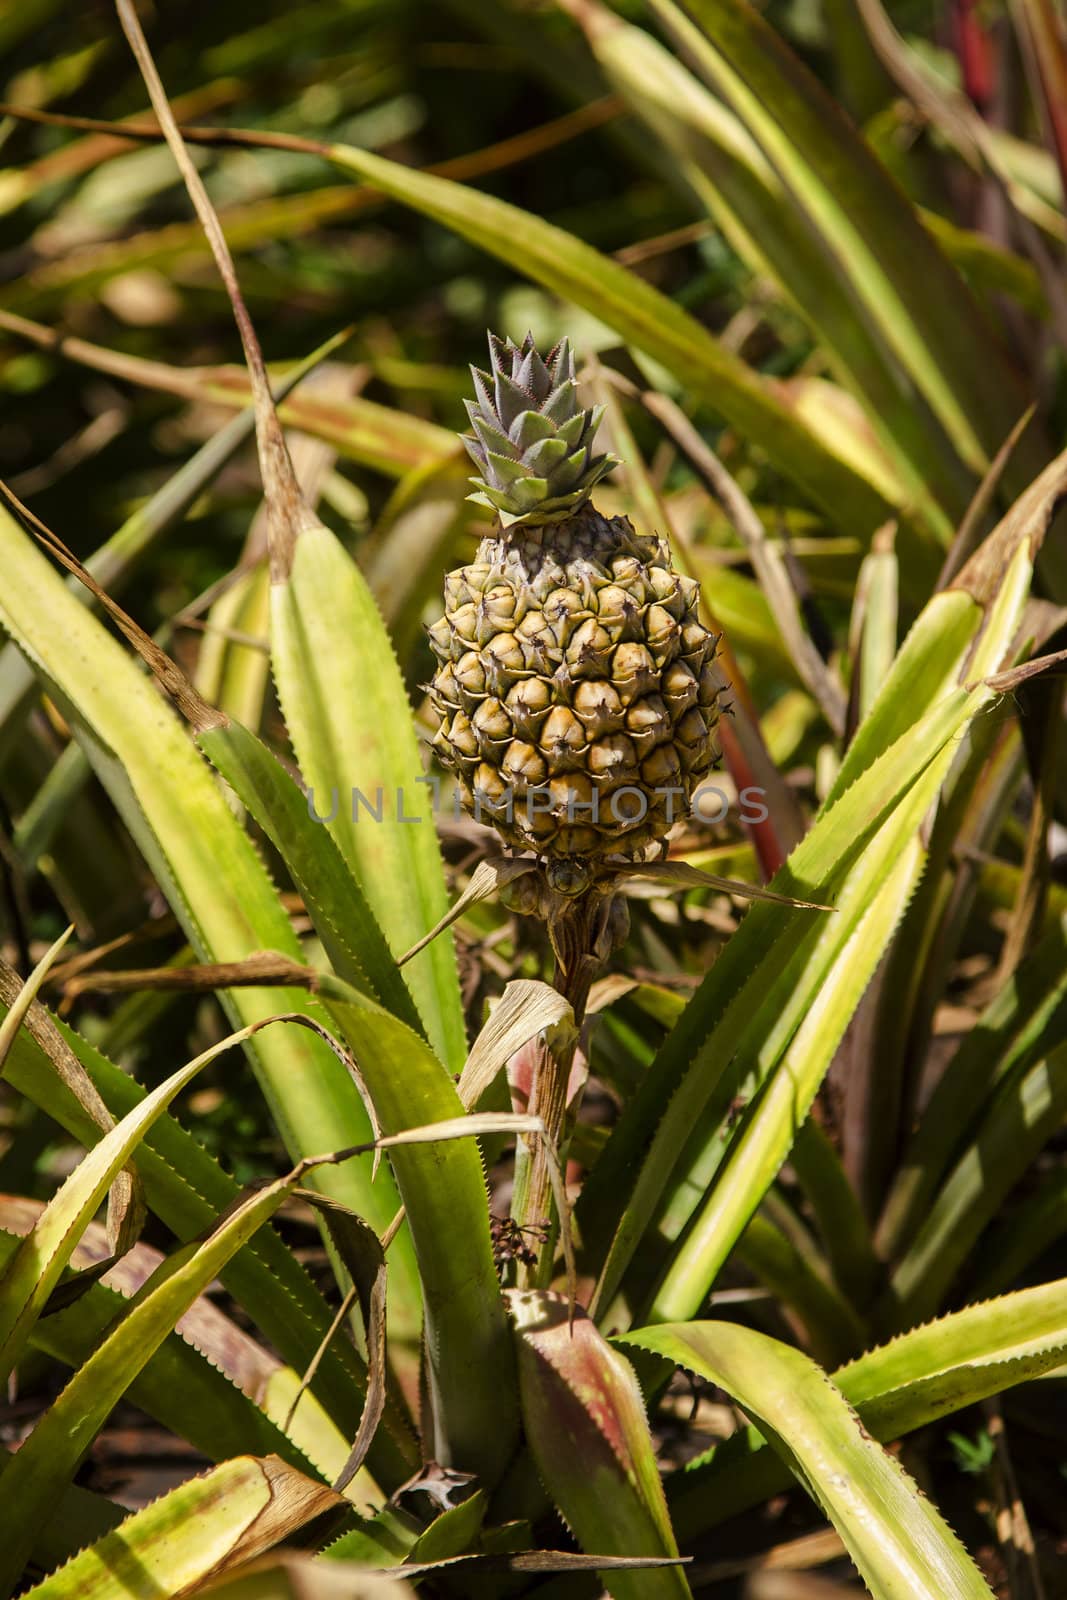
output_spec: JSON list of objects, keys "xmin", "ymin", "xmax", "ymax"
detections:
[
  {"xmin": 645, "ymin": 826, "xmax": 925, "ymax": 1323},
  {"xmin": 0, "ymin": 942, "xmax": 146, "ymax": 1266},
  {"xmin": 198, "ymin": 718, "xmax": 423, "ymax": 1034},
  {"xmin": 509, "ymin": 1290, "xmax": 691, "ymax": 1600},
  {"xmin": 0, "ymin": 928, "xmax": 73, "ymax": 1070},
  {"xmin": 0, "ymin": 1220, "xmax": 337, "ymax": 1487},
  {"xmin": 667, "ymin": 1277, "xmax": 1067, "ymax": 1538},
  {"xmin": 849, "ymin": 527, "xmax": 899, "ymax": 727},
  {"xmin": 625, "ymin": 1321, "xmax": 995, "ymax": 1599},
  {"xmin": 593, "ymin": 451, "xmax": 1065, "ymax": 1320},
  {"xmin": 0, "ymin": 325, "xmax": 351, "ymax": 768},
  {"xmin": 13, "ymin": 1478, "xmax": 125, "ymax": 1583},
  {"xmin": 199, "ymin": 1554, "xmax": 416, "ymax": 1599},
  {"xmin": 734, "ymin": 1212, "xmax": 868, "ymax": 1367},
  {"xmin": 877, "ymin": 908, "xmax": 1067, "ymax": 1260},
  {"xmin": 649, "ymin": 0, "xmax": 1043, "ymax": 495},
  {"xmin": 0, "ymin": 1157, "xmax": 350, "ymax": 1595},
  {"xmin": 825, "ymin": 587, "xmax": 979, "ymax": 805},
  {"xmin": 271, "ymin": 520, "xmax": 466, "ymax": 1070},
  {"xmin": 406, "ymin": 1490, "xmax": 487, "ymax": 1565},
  {"xmin": 0, "ymin": 1018, "xmax": 260, "ymax": 1386},
  {"xmin": 194, "ymin": 559, "xmax": 272, "ymax": 728},
  {"xmin": 922, "ymin": 210, "xmax": 1047, "ymax": 319},
  {"xmin": 576, "ymin": 4, "xmax": 965, "ymax": 539},
  {"xmin": 0, "ymin": 503, "xmax": 413, "ymax": 1299},
  {"xmin": 841, "ymin": 1276, "xmax": 1067, "ymax": 1438},
  {"xmin": 580, "ymin": 679, "xmax": 993, "ymax": 1319},
  {"xmin": 321, "ymin": 1505, "xmax": 420, "ymax": 1569},
  {"xmin": 321, "ymin": 143, "xmax": 897, "ymax": 534},
  {"xmin": 0, "ymin": 987, "xmax": 418, "ymax": 1493},
  {"xmin": 883, "ymin": 1039, "xmax": 1067, "ymax": 1330},
  {"xmin": 318, "ymin": 975, "xmax": 518, "ymax": 1487},
  {"xmin": 21, "ymin": 1457, "xmax": 345, "ymax": 1600}
]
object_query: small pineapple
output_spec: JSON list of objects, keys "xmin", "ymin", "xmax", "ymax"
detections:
[{"xmin": 428, "ymin": 332, "xmax": 724, "ymax": 871}]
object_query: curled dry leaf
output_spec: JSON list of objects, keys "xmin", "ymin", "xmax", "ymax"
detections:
[{"xmin": 458, "ymin": 979, "xmax": 576, "ymax": 1110}]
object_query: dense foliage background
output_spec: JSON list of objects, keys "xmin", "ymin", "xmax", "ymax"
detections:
[{"xmin": 0, "ymin": 0, "xmax": 1066, "ymax": 1596}]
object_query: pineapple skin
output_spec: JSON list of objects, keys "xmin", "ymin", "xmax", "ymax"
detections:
[{"xmin": 428, "ymin": 503, "xmax": 722, "ymax": 862}]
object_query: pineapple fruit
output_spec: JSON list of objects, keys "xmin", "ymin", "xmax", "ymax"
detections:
[{"xmin": 428, "ymin": 333, "xmax": 724, "ymax": 876}]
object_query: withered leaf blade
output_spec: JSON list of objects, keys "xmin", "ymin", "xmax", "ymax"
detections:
[
  {"xmin": 985, "ymin": 645, "xmax": 1067, "ymax": 692},
  {"xmin": 951, "ymin": 440, "xmax": 1067, "ymax": 607},
  {"xmin": 58, "ymin": 951, "xmax": 313, "ymax": 999},
  {"xmin": 620, "ymin": 859, "xmax": 832, "ymax": 911},
  {"xmin": 458, "ymin": 979, "xmax": 576, "ymax": 1110},
  {"xmin": 374, "ymin": 1549, "xmax": 691, "ymax": 1578},
  {"xmin": 390, "ymin": 1459, "xmax": 478, "ymax": 1514},
  {"xmin": 397, "ymin": 857, "xmax": 539, "ymax": 966}
]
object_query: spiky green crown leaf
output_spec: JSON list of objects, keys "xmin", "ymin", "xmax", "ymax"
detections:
[{"xmin": 462, "ymin": 331, "xmax": 618, "ymax": 528}]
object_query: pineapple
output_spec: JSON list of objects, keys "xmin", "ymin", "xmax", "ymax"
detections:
[{"xmin": 428, "ymin": 332, "xmax": 724, "ymax": 877}]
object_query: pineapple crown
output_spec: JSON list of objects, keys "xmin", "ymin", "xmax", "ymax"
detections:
[{"xmin": 462, "ymin": 331, "xmax": 618, "ymax": 529}]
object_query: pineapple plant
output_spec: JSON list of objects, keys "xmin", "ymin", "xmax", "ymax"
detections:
[
  {"xmin": 427, "ymin": 333, "xmax": 725, "ymax": 883},
  {"xmin": 3, "ymin": 0, "xmax": 1066, "ymax": 1587}
]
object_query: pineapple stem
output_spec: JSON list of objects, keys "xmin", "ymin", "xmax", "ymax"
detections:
[{"xmin": 512, "ymin": 892, "xmax": 603, "ymax": 1289}]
